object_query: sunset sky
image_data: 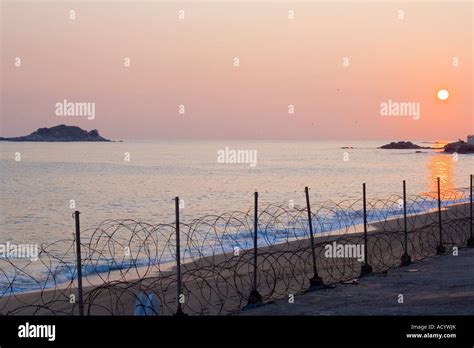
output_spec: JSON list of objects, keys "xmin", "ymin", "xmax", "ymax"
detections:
[{"xmin": 1, "ymin": 0, "xmax": 472, "ymax": 140}]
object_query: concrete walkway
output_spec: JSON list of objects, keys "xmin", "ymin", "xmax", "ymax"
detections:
[{"xmin": 240, "ymin": 247, "xmax": 474, "ymax": 315}]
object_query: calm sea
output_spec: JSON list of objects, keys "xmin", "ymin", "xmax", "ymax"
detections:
[{"xmin": 0, "ymin": 140, "xmax": 472, "ymax": 245}]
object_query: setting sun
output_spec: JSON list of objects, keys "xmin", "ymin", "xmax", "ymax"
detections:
[{"xmin": 437, "ymin": 89, "xmax": 449, "ymax": 101}]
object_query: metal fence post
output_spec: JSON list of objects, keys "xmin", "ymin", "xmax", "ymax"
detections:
[
  {"xmin": 305, "ymin": 187, "xmax": 324, "ymax": 291},
  {"xmin": 246, "ymin": 191, "xmax": 262, "ymax": 308},
  {"xmin": 360, "ymin": 183, "xmax": 373, "ymax": 276},
  {"xmin": 436, "ymin": 177, "xmax": 446, "ymax": 254},
  {"xmin": 174, "ymin": 197, "xmax": 187, "ymax": 316},
  {"xmin": 467, "ymin": 174, "xmax": 474, "ymax": 247},
  {"xmin": 400, "ymin": 180, "xmax": 412, "ymax": 266},
  {"xmin": 73, "ymin": 211, "xmax": 84, "ymax": 316}
]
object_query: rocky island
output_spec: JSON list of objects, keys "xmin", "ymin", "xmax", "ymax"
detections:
[
  {"xmin": 379, "ymin": 141, "xmax": 431, "ymax": 150},
  {"xmin": 0, "ymin": 125, "xmax": 111, "ymax": 142},
  {"xmin": 443, "ymin": 140, "xmax": 474, "ymax": 154}
]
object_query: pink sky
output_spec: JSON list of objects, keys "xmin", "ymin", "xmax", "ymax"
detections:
[{"xmin": 1, "ymin": 0, "xmax": 472, "ymax": 140}]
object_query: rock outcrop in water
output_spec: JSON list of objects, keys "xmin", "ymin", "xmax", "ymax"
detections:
[
  {"xmin": 0, "ymin": 125, "xmax": 110, "ymax": 142},
  {"xmin": 379, "ymin": 141, "xmax": 431, "ymax": 150},
  {"xmin": 443, "ymin": 140, "xmax": 474, "ymax": 154}
]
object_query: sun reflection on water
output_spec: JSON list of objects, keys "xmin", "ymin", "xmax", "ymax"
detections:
[{"xmin": 424, "ymin": 153, "xmax": 458, "ymax": 200}]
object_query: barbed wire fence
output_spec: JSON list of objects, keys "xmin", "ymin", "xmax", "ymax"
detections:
[{"xmin": 0, "ymin": 176, "xmax": 472, "ymax": 316}]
